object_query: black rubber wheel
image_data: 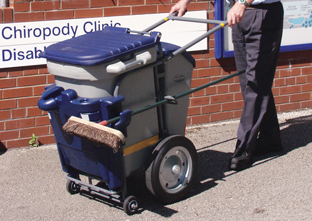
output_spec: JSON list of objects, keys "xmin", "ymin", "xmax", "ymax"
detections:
[
  {"xmin": 66, "ymin": 180, "xmax": 80, "ymax": 195},
  {"xmin": 123, "ymin": 195, "xmax": 139, "ymax": 215},
  {"xmin": 145, "ymin": 135, "xmax": 198, "ymax": 204}
]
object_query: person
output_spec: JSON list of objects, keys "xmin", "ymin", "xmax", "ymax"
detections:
[{"xmin": 170, "ymin": 0, "xmax": 284, "ymax": 171}]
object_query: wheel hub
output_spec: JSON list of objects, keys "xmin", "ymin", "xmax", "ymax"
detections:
[
  {"xmin": 172, "ymin": 164, "xmax": 181, "ymax": 175},
  {"xmin": 158, "ymin": 146, "xmax": 194, "ymax": 193},
  {"xmin": 130, "ymin": 202, "xmax": 138, "ymax": 210}
]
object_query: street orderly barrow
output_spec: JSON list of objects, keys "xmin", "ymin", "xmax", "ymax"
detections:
[{"xmin": 38, "ymin": 14, "xmax": 236, "ymax": 215}]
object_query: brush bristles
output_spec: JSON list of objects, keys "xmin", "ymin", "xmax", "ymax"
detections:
[{"xmin": 63, "ymin": 116, "xmax": 125, "ymax": 151}]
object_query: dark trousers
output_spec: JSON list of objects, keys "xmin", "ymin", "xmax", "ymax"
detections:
[{"xmin": 232, "ymin": 2, "xmax": 284, "ymax": 154}]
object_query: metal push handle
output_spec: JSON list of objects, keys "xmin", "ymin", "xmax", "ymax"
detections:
[
  {"xmin": 108, "ymin": 13, "xmax": 228, "ymax": 74},
  {"xmin": 141, "ymin": 12, "xmax": 228, "ymax": 60},
  {"xmin": 165, "ymin": 17, "xmax": 228, "ymax": 59},
  {"xmin": 142, "ymin": 11, "xmax": 179, "ymax": 32}
]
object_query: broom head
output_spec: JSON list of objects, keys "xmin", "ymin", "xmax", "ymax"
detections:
[{"xmin": 62, "ymin": 116, "xmax": 125, "ymax": 151}]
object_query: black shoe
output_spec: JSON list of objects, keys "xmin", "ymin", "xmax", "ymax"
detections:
[
  {"xmin": 229, "ymin": 151, "xmax": 253, "ymax": 171},
  {"xmin": 253, "ymin": 138, "xmax": 283, "ymax": 156}
]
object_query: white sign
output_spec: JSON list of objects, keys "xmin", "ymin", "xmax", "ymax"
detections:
[{"xmin": 0, "ymin": 11, "xmax": 207, "ymax": 69}]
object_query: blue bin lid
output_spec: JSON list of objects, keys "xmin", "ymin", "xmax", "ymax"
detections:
[{"xmin": 40, "ymin": 27, "xmax": 161, "ymax": 66}]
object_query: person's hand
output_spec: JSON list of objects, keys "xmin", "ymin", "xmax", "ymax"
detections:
[
  {"xmin": 227, "ymin": 2, "xmax": 247, "ymax": 27},
  {"xmin": 169, "ymin": 0, "xmax": 191, "ymax": 17}
]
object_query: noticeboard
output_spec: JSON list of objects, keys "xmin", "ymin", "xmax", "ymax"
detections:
[{"xmin": 215, "ymin": 0, "xmax": 312, "ymax": 58}]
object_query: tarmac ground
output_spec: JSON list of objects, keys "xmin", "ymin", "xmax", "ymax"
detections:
[{"xmin": 1, "ymin": 108, "xmax": 312, "ymax": 220}]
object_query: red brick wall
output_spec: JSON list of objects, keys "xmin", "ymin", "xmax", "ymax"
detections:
[
  {"xmin": 188, "ymin": 49, "xmax": 312, "ymax": 125},
  {"xmin": 0, "ymin": 0, "xmax": 311, "ymax": 149},
  {"xmin": 0, "ymin": 65, "xmax": 55, "ymax": 149}
]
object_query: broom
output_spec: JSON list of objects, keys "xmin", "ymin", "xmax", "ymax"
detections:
[
  {"xmin": 62, "ymin": 71, "xmax": 243, "ymax": 151},
  {"xmin": 63, "ymin": 116, "xmax": 126, "ymax": 152},
  {"xmin": 62, "ymin": 99, "xmax": 163, "ymax": 151}
]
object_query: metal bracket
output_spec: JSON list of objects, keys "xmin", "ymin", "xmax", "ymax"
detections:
[{"xmin": 164, "ymin": 95, "xmax": 178, "ymax": 105}]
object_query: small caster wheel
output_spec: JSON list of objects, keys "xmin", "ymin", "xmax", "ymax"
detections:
[
  {"xmin": 123, "ymin": 196, "xmax": 138, "ymax": 215},
  {"xmin": 66, "ymin": 180, "xmax": 80, "ymax": 194}
]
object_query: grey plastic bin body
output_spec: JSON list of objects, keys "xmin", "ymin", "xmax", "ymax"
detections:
[
  {"xmin": 118, "ymin": 52, "xmax": 194, "ymax": 175},
  {"xmin": 42, "ymin": 28, "xmax": 194, "ymax": 176}
]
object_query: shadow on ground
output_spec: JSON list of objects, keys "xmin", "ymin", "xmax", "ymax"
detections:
[
  {"xmin": 0, "ymin": 141, "xmax": 7, "ymax": 155},
  {"xmin": 123, "ymin": 114, "xmax": 312, "ymax": 216}
]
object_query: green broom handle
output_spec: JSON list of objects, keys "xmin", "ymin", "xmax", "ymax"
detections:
[
  {"xmin": 175, "ymin": 70, "xmax": 243, "ymax": 100},
  {"xmin": 104, "ymin": 70, "xmax": 243, "ymax": 125}
]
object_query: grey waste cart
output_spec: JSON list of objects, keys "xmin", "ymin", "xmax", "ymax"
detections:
[{"xmin": 38, "ymin": 15, "xmax": 228, "ymax": 215}]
